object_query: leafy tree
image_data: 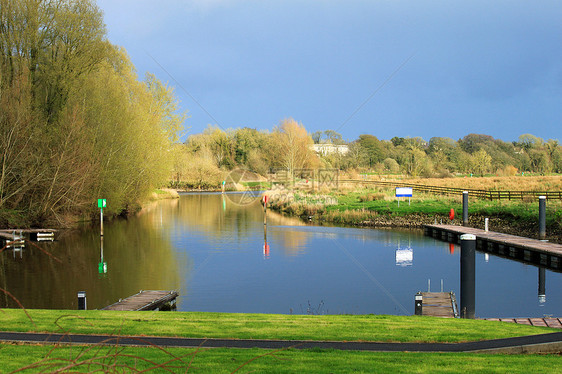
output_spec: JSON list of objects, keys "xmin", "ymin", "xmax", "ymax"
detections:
[
  {"xmin": 358, "ymin": 134, "xmax": 385, "ymax": 168},
  {"xmin": 0, "ymin": 0, "xmax": 184, "ymax": 225},
  {"xmin": 472, "ymin": 149, "xmax": 492, "ymax": 176},
  {"xmin": 517, "ymin": 133, "xmax": 543, "ymax": 151},
  {"xmin": 272, "ymin": 118, "xmax": 317, "ymax": 177}
]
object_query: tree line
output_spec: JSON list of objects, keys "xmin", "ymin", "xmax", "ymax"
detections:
[
  {"xmin": 174, "ymin": 124, "xmax": 561, "ymax": 189},
  {"xmin": 0, "ymin": 0, "xmax": 183, "ymax": 227}
]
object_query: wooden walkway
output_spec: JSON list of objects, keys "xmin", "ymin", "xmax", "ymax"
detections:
[
  {"xmin": 0, "ymin": 229, "xmax": 56, "ymax": 242},
  {"xmin": 103, "ymin": 290, "xmax": 178, "ymax": 311},
  {"xmin": 483, "ymin": 318, "xmax": 562, "ymax": 329},
  {"xmin": 424, "ymin": 224, "xmax": 562, "ymax": 271},
  {"xmin": 417, "ymin": 292, "xmax": 458, "ymax": 318}
]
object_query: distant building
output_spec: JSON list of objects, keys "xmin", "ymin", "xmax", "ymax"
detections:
[{"xmin": 311, "ymin": 143, "xmax": 349, "ymax": 156}]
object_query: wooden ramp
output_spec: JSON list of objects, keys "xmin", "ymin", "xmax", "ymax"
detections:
[
  {"xmin": 424, "ymin": 224, "xmax": 562, "ymax": 271},
  {"xmin": 418, "ymin": 292, "xmax": 458, "ymax": 318},
  {"xmin": 103, "ymin": 290, "xmax": 178, "ymax": 311}
]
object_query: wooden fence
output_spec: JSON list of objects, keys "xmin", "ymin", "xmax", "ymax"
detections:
[{"xmin": 338, "ymin": 179, "xmax": 562, "ymax": 201}]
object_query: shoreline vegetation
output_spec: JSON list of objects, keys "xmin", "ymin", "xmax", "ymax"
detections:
[{"xmin": 262, "ymin": 175, "xmax": 562, "ymax": 243}]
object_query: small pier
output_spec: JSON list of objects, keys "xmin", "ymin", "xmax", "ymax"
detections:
[
  {"xmin": 103, "ymin": 290, "xmax": 179, "ymax": 311},
  {"xmin": 415, "ymin": 292, "xmax": 458, "ymax": 318},
  {"xmin": 0, "ymin": 229, "xmax": 56, "ymax": 244},
  {"xmin": 424, "ymin": 224, "xmax": 562, "ymax": 271}
]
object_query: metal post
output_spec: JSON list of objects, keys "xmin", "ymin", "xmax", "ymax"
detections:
[
  {"xmin": 100, "ymin": 208, "xmax": 103, "ymax": 237},
  {"xmin": 538, "ymin": 267, "xmax": 546, "ymax": 304},
  {"xmin": 77, "ymin": 291, "xmax": 87, "ymax": 310},
  {"xmin": 539, "ymin": 196, "xmax": 546, "ymax": 240},
  {"xmin": 485, "ymin": 218, "xmax": 489, "ymax": 232},
  {"xmin": 460, "ymin": 234, "xmax": 476, "ymax": 319},
  {"xmin": 462, "ymin": 191, "xmax": 469, "ymax": 227},
  {"xmin": 415, "ymin": 292, "xmax": 423, "ymax": 315}
]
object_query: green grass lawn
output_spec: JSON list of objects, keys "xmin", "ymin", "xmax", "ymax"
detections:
[
  {"xmin": 0, "ymin": 310, "xmax": 553, "ymax": 343},
  {"xmin": 1, "ymin": 344, "xmax": 560, "ymax": 373},
  {"xmin": 0, "ymin": 310, "xmax": 559, "ymax": 373}
]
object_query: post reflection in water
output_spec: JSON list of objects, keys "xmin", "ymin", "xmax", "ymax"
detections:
[{"xmin": 538, "ymin": 267, "xmax": 546, "ymax": 305}]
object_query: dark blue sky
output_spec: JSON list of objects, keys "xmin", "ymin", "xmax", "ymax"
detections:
[{"xmin": 97, "ymin": 0, "xmax": 561, "ymax": 143}]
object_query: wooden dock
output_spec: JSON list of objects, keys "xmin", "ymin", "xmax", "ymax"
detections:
[
  {"xmin": 103, "ymin": 290, "xmax": 179, "ymax": 311},
  {"xmin": 0, "ymin": 229, "xmax": 56, "ymax": 243},
  {"xmin": 424, "ymin": 224, "xmax": 562, "ymax": 271},
  {"xmin": 416, "ymin": 292, "xmax": 458, "ymax": 318},
  {"xmin": 483, "ymin": 317, "xmax": 562, "ymax": 329}
]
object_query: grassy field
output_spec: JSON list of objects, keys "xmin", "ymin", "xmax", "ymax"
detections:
[
  {"xmin": 0, "ymin": 310, "xmax": 554, "ymax": 343},
  {"xmin": 1, "ymin": 344, "xmax": 560, "ymax": 373},
  {"xmin": 326, "ymin": 191, "xmax": 561, "ymax": 223},
  {"xmin": 0, "ymin": 309, "xmax": 560, "ymax": 373},
  {"xmin": 265, "ymin": 175, "xmax": 562, "ymax": 241}
]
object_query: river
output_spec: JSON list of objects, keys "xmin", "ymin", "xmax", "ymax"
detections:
[{"xmin": 0, "ymin": 192, "xmax": 560, "ymax": 317}]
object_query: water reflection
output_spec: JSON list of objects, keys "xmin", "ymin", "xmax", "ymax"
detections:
[
  {"xmin": 0, "ymin": 209, "xmax": 184, "ymax": 310},
  {"xmin": 538, "ymin": 267, "xmax": 546, "ymax": 305},
  {"xmin": 1, "ymin": 193, "xmax": 560, "ymax": 317}
]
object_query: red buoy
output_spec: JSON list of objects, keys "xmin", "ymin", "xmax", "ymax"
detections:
[{"xmin": 449, "ymin": 208, "xmax": 455, "ymax": 220}]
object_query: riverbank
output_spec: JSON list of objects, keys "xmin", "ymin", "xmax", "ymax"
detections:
[
  {"xmin": 264, "ymin": 188, "xmax": 562, "ymax": 243},
  {"xmin": 0, "ymin": 310, "xmax": 559, "ymax": 372}
]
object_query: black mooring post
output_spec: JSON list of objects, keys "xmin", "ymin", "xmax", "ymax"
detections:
[
  {"xmin": 78, "ymin": 291, "xmax": 87, "ymax": 310},
  {"xmin": 538, "ymin": 267, "xmax": 546, "ymax": 304},
  {"xmin": 460, "ymin": 234, "xmax": 476, "ymax": 319},
  {"xmin": 414, "ymin": 292, "xmax": 423, "ymax": 315},
  {"xmin": 462, "ymin": 191, "xmax": 469, "ymax": 227},
  {"xmin": 539, "ymin": 196, "xmax": 546, "ymax": 240}
]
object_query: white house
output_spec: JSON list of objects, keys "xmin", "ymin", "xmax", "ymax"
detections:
[{"xmin": 311, "ymin": 143, "xmax": 349, "ymax": 156}]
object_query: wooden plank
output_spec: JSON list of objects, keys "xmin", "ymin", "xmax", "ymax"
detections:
[
  {"xmin": 0, "ymin": 229, "xmax": 57, "ymax": 234},
  {"xmin": 544, "ymin": 318, "xmax": 562, "ymax": 328},
  {"xmin": 420, "ymin": 292, "xmax": 456, "ymax": 318},
  {"xmin": 484, "ymin": 318, "xmax": 562, "ymax": 329},
  {"xmin": 423, "ymin": 225, "xmax": 562, "ymax": 270},
  {"xmin": 529, "ymin": 318, "xmax": 548, "ymax": 327},
  {"xmin": 103, "ymin": 290, "xmax": 178, "ymax": 311}
]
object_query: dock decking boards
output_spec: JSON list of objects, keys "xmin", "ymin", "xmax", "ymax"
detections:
[
  {"xmin": 420, "ymin": 292, "xmax": 458, "ymax": 318},
  {"xmin": 483, "ymin": 318, "xmax": 562, "ymax": 329},
  {"xmin": 103, "ymin": 290, "xmax": 178, "ymax": 311},
  {"xmin": 424, "ymin": 224, "xmax": 562, "ymax": 271}
]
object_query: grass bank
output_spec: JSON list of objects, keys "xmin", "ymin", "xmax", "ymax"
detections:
[
  {"xmin": 0, "ymin": 310, "xmax": 559, "ymax": 373},
  {"xmin": 1, "ymin": 344, "xmax": 560, "ymax": 373},
  {"xmin": 0, "ymin": 310, "xmax": 553, "ymax": 343}
]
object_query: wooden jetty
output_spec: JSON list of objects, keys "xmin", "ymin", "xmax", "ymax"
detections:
[
  {"xmin": 424, "ymin": 224, "xmax": 562, "ymax": 271},
  {"xmin": 416, "ymin": 292, "xmax": 458, "ymax": 318},
  {"xmin": 0, "ymin": 229, "xmax": 56, "ymax": 242},
  {"xmin": 103, "ymin": 290, "xmax": 178, "ymax": 311}
]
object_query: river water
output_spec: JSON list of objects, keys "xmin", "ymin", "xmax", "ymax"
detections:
[{"xmin": 1, "ymin": 192, "xmax": 560, "ymax": 317}]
